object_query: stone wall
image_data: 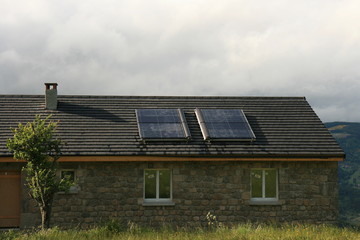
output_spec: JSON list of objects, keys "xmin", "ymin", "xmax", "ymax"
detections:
[{"xmin": 18, "ymin": 161, "xmax": 338, "ymax": 229}]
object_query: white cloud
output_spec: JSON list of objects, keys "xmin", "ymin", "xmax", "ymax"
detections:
[{"xmin": 0, "ymin": 0, "xmax": 360, "ymax": 122}]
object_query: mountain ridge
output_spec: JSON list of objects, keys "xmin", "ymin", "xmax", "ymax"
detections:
[{"xmin": 325, "ymin": 122, "xmax": 360, "ymax": 225}]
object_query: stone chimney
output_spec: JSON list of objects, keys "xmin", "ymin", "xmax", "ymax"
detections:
[{"xmin": 45, "ymin": 83, "xmax": 58, "ymax": 110}]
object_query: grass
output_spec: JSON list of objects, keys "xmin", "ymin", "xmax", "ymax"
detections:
[{"xmin": 1, "ymin": 223, "xmax": 360, "ymax": 240}]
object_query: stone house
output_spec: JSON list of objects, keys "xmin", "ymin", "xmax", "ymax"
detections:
[{"xmin": 0, "ymin": 83, "xmax": 344, "ymax": 229}]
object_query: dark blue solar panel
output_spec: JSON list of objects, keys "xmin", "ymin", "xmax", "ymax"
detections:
[
  {"xmin": 206, "ymin": 122, "xmax": 253, "ymax": 138},
  {"xmin": 139, "ymin": 123, "xmax": 184, "ymax": 138},
  {"xmin": 197, "ymin": 109, "xmax": 255, "ymax": 140},
  {"xmin": 201, "ymin": 109, "xmax": 247, "ymax": 122},
  {"xmin": 137, "ymin": 109, "xmax": 181, "ymax": 123},
  {"xmin": 136, "ymin": 109, "xmax": 188, "ymax": 139}
]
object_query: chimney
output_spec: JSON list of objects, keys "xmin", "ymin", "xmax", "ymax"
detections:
[{"xmin": 45, "ymin": 83, "xmax": 58, "ymax": 110}]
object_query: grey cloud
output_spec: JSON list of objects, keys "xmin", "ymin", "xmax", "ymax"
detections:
[{"xmin": 0, "ymin": 0, "xmax": 359, "ymax": 122}]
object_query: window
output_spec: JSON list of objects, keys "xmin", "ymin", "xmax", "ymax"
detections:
[
  {"xmin": 136, "ymin": 109, "xmax": 190, "ymax": 140},
  {"xmin": 195, "ymin": 108, "xmax": 255, "ymax": 141},
  {"xmin": 144, "ymin": 169, "xmax": 173, "ymax": 205},
  {"xmin": 59, "ymin": 169, "xmax": 78, "ymax": 194},
  {"xmin": 61, "ymin": 170, "xmax": 75, "ymax": 182},
  {"xmin": 251, "ymin": 169, "xmax": 278, "ymax": 202}
]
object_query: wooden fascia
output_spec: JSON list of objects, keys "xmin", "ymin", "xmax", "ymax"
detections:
[{"xmin": 0, "ymin": 156, "xmax": 345, "ymax": 163}]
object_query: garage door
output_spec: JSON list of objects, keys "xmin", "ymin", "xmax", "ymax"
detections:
[{"xmin": 0, "ymin": 171, "xmax": 21, "ymax": 228}]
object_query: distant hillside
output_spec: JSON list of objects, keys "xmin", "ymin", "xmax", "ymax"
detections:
[{"xmin": 325, "ymin": 122, "xmax": 360, "ymax": 225}]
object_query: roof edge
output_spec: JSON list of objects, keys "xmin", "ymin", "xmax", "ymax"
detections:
[
  {"xmin": 0, "ymin": 94, "xmax": 307, "ymax": 100},
  {"xmin": 0, "ymin": 155, "xmax": 344, "ymax": 163}
]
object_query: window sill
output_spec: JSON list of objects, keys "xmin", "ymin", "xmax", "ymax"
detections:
[
  {"xmin": 249, "ymin": 200, "xmax": 281, "ymax": 206},
  {"xmin": 57, "ymin": 190, "xmax": 79, "ymax": 195},
  {"xmin": 142, "ymin": 201, "xmax": 175, "ymax": 206},
  {"xmin": 57, "ymin": 186, "xmax": 80, "ymax": 195}
]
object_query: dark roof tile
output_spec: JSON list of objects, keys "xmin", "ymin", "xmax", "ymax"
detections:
[{"xmin": 0, "ymin": 95, "xmax": 344, "ymax": 158}]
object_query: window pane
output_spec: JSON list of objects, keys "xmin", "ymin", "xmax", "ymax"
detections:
[
  {"xmin": 61, "ymin": 171, "xmax": 75, "ymax": 182},
  {"xmin": 251, "ymin": 170, "xmax": 263, "ymax": 198},
  {"xmin": 159, "ymin": 170, "xmax": 171, "ymax": 198},
  {"xmin": 144, "ymin": 170, "xmax": 157, "ymax": 198},
  {"xmin": 265, "ymin": 169, "xmax": 277, "ymax": 198}
]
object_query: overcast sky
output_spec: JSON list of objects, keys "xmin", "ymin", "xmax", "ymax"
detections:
[{"xmin": 0, "ymin": 0, "xmax": 359, "ymax": 122}]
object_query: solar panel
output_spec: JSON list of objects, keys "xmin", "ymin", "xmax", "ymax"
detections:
[
  {"xmin": 195, "ymin": 108, "xmax": 256, "ymax": 141},
  {"xmin": 136, "ymin": 109, "xmax": 190, "ymax": 140}
]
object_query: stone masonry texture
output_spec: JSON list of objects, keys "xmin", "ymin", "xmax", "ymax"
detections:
[{"xmin": 16, "ymin": 161, "xmax": 338, "ymax": 229}]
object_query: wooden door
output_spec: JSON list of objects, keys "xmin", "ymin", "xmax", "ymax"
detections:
[{"xmin": 0, "ymin": 171, "xmax": 21, "ymax": 228}]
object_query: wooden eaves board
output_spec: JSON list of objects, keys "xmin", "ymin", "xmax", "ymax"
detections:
[{"xmin": 0, "ymin": 156, "xmax": 344, "ymax": 162}]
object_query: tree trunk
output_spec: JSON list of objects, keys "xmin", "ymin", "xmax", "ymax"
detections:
[
  {"xmin": 45, "ymin": 203, "xmax": 52, "ymax": 229},
  {"xmin": 39, "ymin": 201, "xmax": 53, "ymax": 230},
  {"xmin": 39, "ymin": 206, "xmax": 46, "ymax": 230}
]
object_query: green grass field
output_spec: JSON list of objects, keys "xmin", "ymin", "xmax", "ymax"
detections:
[{"xmin": 1, "ymin": 223, "xmax": 360, "ymax": 240}]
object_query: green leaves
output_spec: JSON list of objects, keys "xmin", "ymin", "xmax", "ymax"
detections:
[
  {"xmin": 6, "ymin": 114, "xmax": 67, "ymax": 229},
  {"xmin": 7, "ymin": 115, "xmax": 61, "ymax": 163}
]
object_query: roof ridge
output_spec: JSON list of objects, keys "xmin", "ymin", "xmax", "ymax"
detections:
[{"xmin": 0, "ymin": 95, "xmax": 306, "ymax": 99}]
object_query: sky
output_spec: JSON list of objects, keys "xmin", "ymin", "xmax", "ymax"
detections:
[{"xmin": 0, "ymin": 0, "xmax": 359, "ymax": 122}]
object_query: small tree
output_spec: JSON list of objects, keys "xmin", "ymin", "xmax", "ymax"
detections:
[{"xmin": 6, "ymin": 115, "xmax": 71, "ymax": 230}]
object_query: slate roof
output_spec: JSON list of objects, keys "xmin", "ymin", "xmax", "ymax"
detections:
[{"xmin": 0, "ymin": 95, "xmax": 344, "ymax": 158}]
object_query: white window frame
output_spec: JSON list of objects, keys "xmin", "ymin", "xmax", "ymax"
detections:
[
  {"xmin": 250, "ymin": 168, "xmax": 278, "ymax": 203},
  {"xmin": 143, "ymin": 169, "xmax": 174, "ymax": 206}
]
